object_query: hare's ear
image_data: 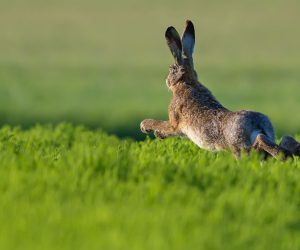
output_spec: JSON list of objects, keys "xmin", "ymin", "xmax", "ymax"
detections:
[
  {"xmin": 165, "ymin": 26, "xmax": 183, "ymax": 65},
  {"xmin": 182, "ymin": 20, "xmax": 195, "ymax": 67}
]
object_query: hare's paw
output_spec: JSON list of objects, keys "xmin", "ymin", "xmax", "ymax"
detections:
[
  {"xmin": 280, "ymin": 135, "xmax": 300, "ymax": 156},
  {"xmin": 140, "ymin": 119, "xmax": 154, "ymax": 134},
  {"xmin": 154, "ymin": 130, "xmax": 166, "ymax": 139},
  {"xmin": 281, "ymin": 148, "xmax": 293, "ymax": 160},
  {"xmin": 295, "ymin": 145, "xmax": 300, "ymax": 156}
]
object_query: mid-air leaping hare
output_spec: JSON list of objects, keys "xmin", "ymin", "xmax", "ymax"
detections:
[{"xmin": 140, "ymin": 20, "xmax": 300, "ymax": 159}]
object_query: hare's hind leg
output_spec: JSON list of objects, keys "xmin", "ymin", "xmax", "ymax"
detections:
[
  {"xmin": 252, "ymin": 134, "xmax": 292, "ymax": 159},
  {"xmin": 140, "ymin": 119, "xmax": 180, "ymax": 139},
  {"xmin": 279, "ymin": 136, "xmax": 300, "ymax": 156}
]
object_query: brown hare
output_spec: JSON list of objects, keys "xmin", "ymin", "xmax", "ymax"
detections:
[{"xmin": 140, "ymin": 20, "xmax": 300, "ymax": 159}]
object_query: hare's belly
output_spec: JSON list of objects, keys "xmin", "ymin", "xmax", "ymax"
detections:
[{"xmin": 183, "ymin": 127, "xmax": 223, "ymax": 151}]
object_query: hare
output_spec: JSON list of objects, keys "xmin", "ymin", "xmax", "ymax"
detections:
[{"xmin": 140, "ymin": 20, "xmax": 300, "ymax": 159}]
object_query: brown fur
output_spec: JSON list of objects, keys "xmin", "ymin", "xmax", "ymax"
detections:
[{"xmin": 140, "ymin": 20, "xmax": 300, "ymax": 159}]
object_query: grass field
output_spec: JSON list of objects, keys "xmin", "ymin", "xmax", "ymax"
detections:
[
  {"xmin": 0, "ymin": 124, "xmax": 300, "ymax": 250},
  {"xmin": 0, "ymin": 0, "xmax": 300, "ymax": 249}
]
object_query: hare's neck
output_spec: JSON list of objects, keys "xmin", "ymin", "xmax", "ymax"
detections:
[{"xmin": 174, "ymin": 81, "xmax": 228, "ymax": 111}]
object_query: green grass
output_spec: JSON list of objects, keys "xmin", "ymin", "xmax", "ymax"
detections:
[{"xmin": 0, "ymin": 124, "xmax": 299, "ymax": 250}]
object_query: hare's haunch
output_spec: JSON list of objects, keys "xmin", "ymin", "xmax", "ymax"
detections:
[{"xmin": 140, "ymin": 20, "xmax": 299, "ymax": 159}]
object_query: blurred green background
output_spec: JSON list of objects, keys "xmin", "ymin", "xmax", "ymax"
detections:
[{"xmin": 0, "ymin": 0, "xmax": 299, "ymax": 138}]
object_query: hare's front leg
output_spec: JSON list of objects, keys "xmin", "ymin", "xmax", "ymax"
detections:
[{"xmin": 140, "ymin": 119, "xmax": 180, "ymax": 139}]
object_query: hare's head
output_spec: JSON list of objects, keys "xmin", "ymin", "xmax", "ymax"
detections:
[{"xmin": 165, "ymin": 20, "xmax": 198, "ymax": 90}]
